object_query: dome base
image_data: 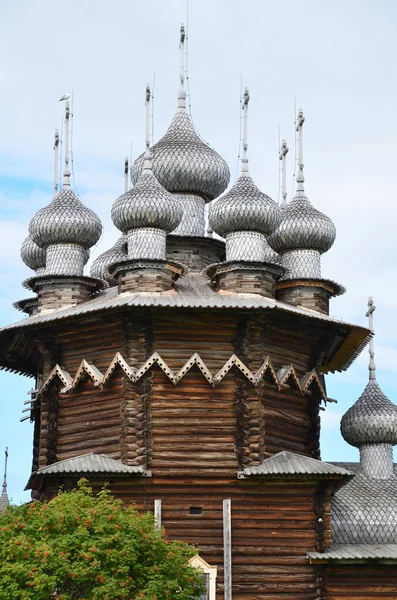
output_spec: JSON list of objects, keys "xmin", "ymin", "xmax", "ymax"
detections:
[
  {"xmin": 276, "ymin": 278, "xmax": 345, "ymax": 315},
  {"xmin": 205, "ymin": 260, "xmax": 285, "ymax": 298},
  {"xmin": 24, "ymin": 275, "xmax": 104, "ymax": 314},
  {"xmin": 111, "ymin": 259, "xmax": 185, "ymax": 294}
]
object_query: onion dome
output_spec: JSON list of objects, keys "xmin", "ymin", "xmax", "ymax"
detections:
[
  {"xmin": 267, "ymin": 167, "xmax": 336, "ymax": 255},
  {"xmin": 20, "ymin": 235, "xmax": 46, "ymax": 274},
  {"xmin": 112, "ymin": 84, "xmax": 183, "ymax": 263},
  {"xmin": 131, "ymin": 25, "xmax": 230, "ymax": 202},
  {"xmin": 112, "ymin": 166, "xmax": 182, "ymax": 234},
  {"xmin": 341, "ymin": 379, "xmax": 397, "ymax": 447},
  {"xmin": 210, "ymin": 171, "xmax": 281, "ymax": 238},
  {"xmin": 341, "ymin": 298, "xmax": 397, "ymax": 448},
  {"xmin": 132, "ymin": 110, "xmax": 230, "ymax": 201},
  {"xmin": 29, "ymin": 187, "xmax": 102, "ymax": 249},
  {"xmin": 28, "ymin": 101, "xmax": 102, "ymax": 278},
  {"xmin": 90, "ymin": 236, "xmax": 127, "ymax": 283},
  {"xmin": 209, "ymin": 88, "xmax": 281, "ymax": 264}
]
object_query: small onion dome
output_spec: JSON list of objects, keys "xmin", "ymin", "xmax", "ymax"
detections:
[
  {"xmin": 20, "ymin": 235, "xmax": 46, "ymax": 272},
  {"xmin": 90, "ymin": 236, "xmax": 127, "ymax": 282},
  {"xmin": 29, "ymin": 187, "xmax": 102, "ymax": 249},
  {"xmin": 111, "ymin": 168, "xmax": 182, "ymax": 234},
  {"xmin": 267, "ymin": 175, "xmax": 336, "ymax": 255},
  {"xmin": 209, "ymin": 171, "xmax": 281, "ymax": 238},
  {"xmin": 341, "ymin": 379, "xmax": 397, "ymax": 447},
  {"xmin": 131, "ymin": 109, "xmax": 230, "ymax": 201}
]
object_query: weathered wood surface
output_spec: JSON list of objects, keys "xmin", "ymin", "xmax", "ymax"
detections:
[
  {"xmin": 326, "ymin": 565, "xmax": 397, "ymax": 598},
  {"xmin": 42, "ymin": 477, "xmax": 323, "ymax": 600},
  {"xmin": 32, "ymin": 307, "xmax": 339, "ymax": 599}
]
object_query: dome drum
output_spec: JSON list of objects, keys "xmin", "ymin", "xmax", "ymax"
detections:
[
  {"xmin": 280, "ymin": 249, "xmax": 321, "ymax": 280},
  {"xmin": 45, "ymin": 244, "xmax": 89, "ymax": 277},
  {"xmin": 172, "ymin": 194, "xmax": 206, "ymax": 237},
  {"xmin": 226, "ymin": 231, "xmax": 269, "ymax": 263},
  {"xmin": 360, "ymin": 444, "xmax": 394, "ymax": 480},
  {"xmin": 127, "ymin": 228, "xmax": 167, "ymax": 261}
]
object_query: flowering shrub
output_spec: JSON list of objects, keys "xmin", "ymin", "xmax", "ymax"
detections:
[{"xmin": 0, "ymin": 479, "xmax": 203, "ymax": 599}]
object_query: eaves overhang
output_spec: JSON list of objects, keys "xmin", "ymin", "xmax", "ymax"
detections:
[{"xmin": 0, "ymin": 275, "xmax": 370, "ymax": 377}]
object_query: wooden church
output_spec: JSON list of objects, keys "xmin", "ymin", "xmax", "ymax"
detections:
[{"xmin": 1, "ymin": 24, "xmax": 397, "ymax": 600}]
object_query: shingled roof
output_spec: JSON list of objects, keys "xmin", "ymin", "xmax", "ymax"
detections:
[
  {"xmin": 307, "ymin": 543, "xmax": 397, "ymax": 562},
  {"xmin": 237, "ymin": 451, "xmax": 353, "ymax": 479},
  {"xmin": 26, "ymin": 453, "xmax": 151, "ymax": 490},
  {"xmin": 331, "ymin": 462, "xmax": 397, "ymax": 544}
]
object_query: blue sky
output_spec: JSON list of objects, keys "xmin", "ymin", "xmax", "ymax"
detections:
[{"xmin": 1, "ymin": 0, "xmax": 397, "ymax": 503}]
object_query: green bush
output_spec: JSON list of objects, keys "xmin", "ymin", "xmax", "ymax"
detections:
[{"xmin": 0, "ymin": 479, "xmax": 203, "ymax": 600}]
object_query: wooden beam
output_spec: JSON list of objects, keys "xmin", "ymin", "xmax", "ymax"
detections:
[
  {"xmin": 154, "ymin": 499, "xmax": 162, "ymax": 531},
  {"xmin": 223, "ymin": 498, "xmax": 232, "ymax": 600}
]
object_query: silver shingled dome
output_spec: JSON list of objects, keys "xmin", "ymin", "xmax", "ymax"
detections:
[
  {"xmin": 267, "ymin": 184, "xmax": 336, "ymax": 255},
  {"xmin": 29, "ymin": 187, "xmax": 102, "ymax": 249},
  {"xmin": 112, "ymin": 169, "xmax": 182, "ymax": 234},
  {"xmin": 209, "ymin": 172, "xmax": 281, "ymax": 238},
  {"xmin": 131, "ymin": 109, "xmax": 230, "ymax": 201},
  {"xmin": 341, "ymin": 380, "xmax": 397, "ymax": 447},
  {"xmin": 20, "ymin": 235, "xmax": 46, "ymax": 272},
  {"xmin": 90, "ymin": 236, "xmax": 127, "ymax": 283}
]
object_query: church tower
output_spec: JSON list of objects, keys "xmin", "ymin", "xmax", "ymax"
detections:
[{"xmin": 1, "ymin": 24, "xmax": 395, "ymax": 600}]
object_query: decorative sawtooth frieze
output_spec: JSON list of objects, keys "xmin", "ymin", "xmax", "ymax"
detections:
[
  {"xmin": 24, "ymin": 353, "xmax": 330, "ymax": 416},
  {"xmin": 102, "ymin": 352, "xmax": 135, "ymax": 385},
  {"xmin": 40, "ymin": 364, "xmax": 73, "ymax": 394},
  {"xmin": 276, "ymin": 365, "xmax": 303, "ymax": 392},
  {"xmin": 300, "ymin": 369, "xmax": 327, "ymax": 400},
  {"xmin": 68, "ymin": 359, "xmax": 104, "ymax": 391}
]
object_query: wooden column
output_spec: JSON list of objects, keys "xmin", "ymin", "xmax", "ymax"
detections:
[
  {"xmin": 154, "ymin": 499, "xmax": 162, "ymax": 530},
  {"xmin": 223, "ymin": 499, "xmax": 232, "ymax": 600}
]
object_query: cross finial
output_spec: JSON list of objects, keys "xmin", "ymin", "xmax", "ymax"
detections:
[
  {"xmin": 53, "ymin": 129, "xmax": 60, "ymax": 195},
  {"xmin": 143, "ymin": 84, "xmax": 152, "ymax": 171},
  {"xmin": 62, "ymin": 101, "xmax": 71, "ymax": 187},
  {"xmin": 124, "ymin": 157, "xmax": 129, "ymax": 193},
  {"xmin": 178, "ymin": 23, "xmax": 186, "ymax": 108},
  {"xmin": 296, "ymin": 109, "xmax": 305, "ymax": 192},
  {"xmin": 365, "ymin": 296, "xmax": 376, "ymax": 380},
  {"xmin": 279, "ymin": 139, "xmax": 289, "ymax": 208},
  {"xmin": 2, "ymin": 448, "xmax": 8, "ymax": 490},
  {"xmin": 241, "ymin": 87, "xmax": 250, "ymax": 173}
]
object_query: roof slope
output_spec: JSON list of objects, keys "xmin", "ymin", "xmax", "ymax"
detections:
[
  {"xmin": 26, "ymin": 453, "xmax": 151, "ymax": 490},
  {"xmin": 331, "ymin": 463, "xmax": 397, "ymax": 544},
  {"xmin": 238, "ymin": 451, "xmax": 353, "ymax": 479},
  {"xmin": 308, "ymin": 543, "xmax": 397, "ymax": 562},
  {"xmin": 2, "ymin": 274, "xmax": 370, "ymax": 375}
]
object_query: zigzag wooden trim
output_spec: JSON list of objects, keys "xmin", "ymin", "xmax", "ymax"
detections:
[
  {"xmin": 32, "ymin": 353, "xmax": 328, "ymax": 400},
  {"xmin": 39, "ymin": 365, "xmax": 73, "ymax": 397},
  {"xmin": 66, "ymin": 359, "xmax": 104, "ymax": 392},
  {"xmin": 276, "ymin": 365, "xmax": 302, "ymax": 393},
  {"xmin": 174, "ymin": 353, "xmax": 213, "ymax": 385},
  {"xmin": 300, "ymin": 369, "xmax": 327, "ymax": 402},
  {"xmin": 102, "ymin": 352, "xmax": 136, "ymax": 385}
]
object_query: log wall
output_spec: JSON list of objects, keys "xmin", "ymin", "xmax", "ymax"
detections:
[
  {"xmin": 325, "ymin": 565, "xmax": 397, "ymax": 599},
  {"xmin": 43, "ymin": 477, "xmax": 322, "ymax": 600}
]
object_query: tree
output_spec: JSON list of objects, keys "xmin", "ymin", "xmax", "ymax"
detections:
[{"xmin": 0, "ymin": 479, "xmax": 204, "ymax": 600}]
